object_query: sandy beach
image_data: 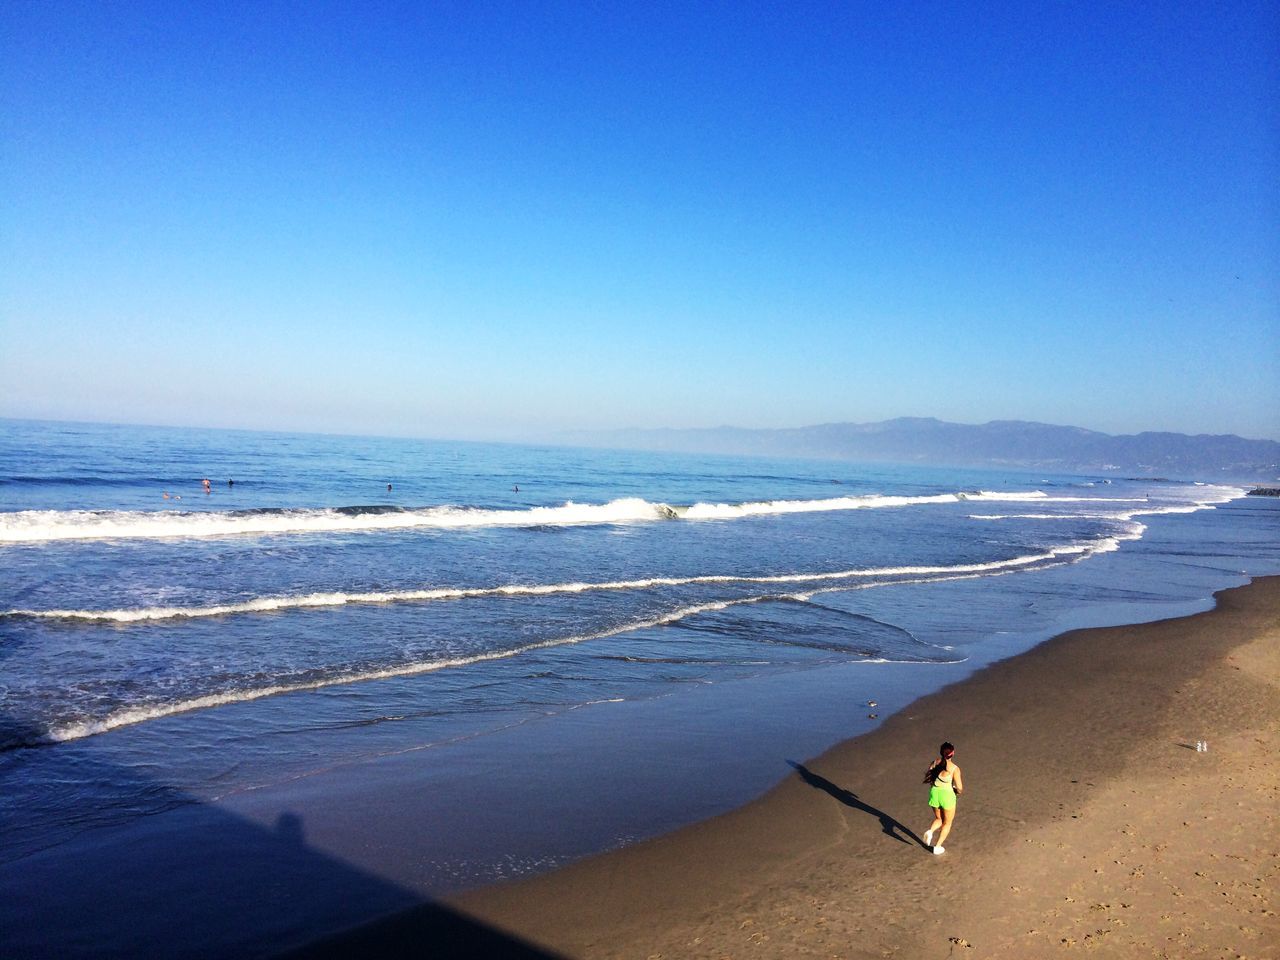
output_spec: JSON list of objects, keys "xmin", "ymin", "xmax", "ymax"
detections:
[{"xmin": 292, "ymin": 576, "xmax": 1280, "ymax": 959}]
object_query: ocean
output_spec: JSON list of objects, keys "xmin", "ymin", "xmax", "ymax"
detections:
[{"xmin": 1, "ymin": 417, "xmax": 1277, "ymax": 955}]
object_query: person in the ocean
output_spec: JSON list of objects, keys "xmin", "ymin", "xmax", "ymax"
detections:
[
  {"xmin": 227, "ymin": 478, "xmax": 234, "ymax": 487},
  {"xmin": 387, "ymin": 483, "xmax": 392, "ymax": 492},
  {"xmin": 922, "ymin": 741, "xmax": 963, "ymax": 854},
  {"xmin": 202, "ymin": 477, "xmax": 212, "ymax": 494}
]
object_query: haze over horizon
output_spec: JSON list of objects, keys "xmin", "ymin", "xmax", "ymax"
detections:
[{"xmin": 3, "ymin": 3, "xmax": 1277, "ymax": 442}]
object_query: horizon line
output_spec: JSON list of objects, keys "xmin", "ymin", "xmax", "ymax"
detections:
[{"xmin": 3, "ymin": 412, "xmax": 1277, "ymax": 446}]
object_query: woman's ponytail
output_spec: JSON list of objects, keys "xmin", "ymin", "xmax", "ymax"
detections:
[{"xmin": 923, "ymin": 742, "xmax": 955, "ymax": 783}]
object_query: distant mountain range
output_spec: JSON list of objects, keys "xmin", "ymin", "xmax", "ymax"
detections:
[{"xmin": 566, "ymin": 418, "xmax": 1280, "ymax": 481}]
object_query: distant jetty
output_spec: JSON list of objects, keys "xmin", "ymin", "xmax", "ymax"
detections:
[{"xmin": 1246, "ymin": 487, "xmax": 1280, "ymax": 497}]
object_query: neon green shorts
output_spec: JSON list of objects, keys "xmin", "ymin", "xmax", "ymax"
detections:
[{"xmin": 928, "ymin": 784, "xmax": 956, "ymax": 811}]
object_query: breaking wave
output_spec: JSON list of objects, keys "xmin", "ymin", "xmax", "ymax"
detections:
[
  {"xmin": 0, "ymin": 482, "xmax": 1246, "ymax": 749},
  {"xmin": 0, "ymin": 490, "xmax": 1152, "ymax": 544}
]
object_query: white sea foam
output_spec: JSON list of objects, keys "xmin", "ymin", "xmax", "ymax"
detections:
[
  {"xmin": 31, "ymin": 528, "xmax": 1154, "ymax": 742},
  {"xmin": 43, "ymin": 596, "xmax": 744, "ymax": 743},
  {"xmin": 41, "ymin": 579, "xmax": 989, "ymax": 744},
  {"xmin": 7, "ymin": 489, "xmax": 1240, "ymax": 624},
  {"xmin": 0, "ymin": 489, "xmax": 1160, "ymax": 544},
  {"xmin": 7, "ymin": 537, "xmax": 1124, "ymax": 623},
  {"xmin": 19, "ymin": 484, "xmax": 1247, "ymax": 744},
  {"xmin": 967, "ymin": 488, "xmax": 1241, "ymax": 525},
  {"xmin": 968, "ymin": 514, "xmax": 1083, "ymax": 520},
  {"xmin": 0, "ymin": 498, "xmax": 674, "ymax": 544},
  {"xmin": 681, "ymin": 492, "xmax": 958, "ymax": 518}
]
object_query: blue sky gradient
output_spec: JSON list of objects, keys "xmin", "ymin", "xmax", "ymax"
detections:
[{"xmin": 3, "ymin": 2, "xmax": 1277, "ymax": 440}]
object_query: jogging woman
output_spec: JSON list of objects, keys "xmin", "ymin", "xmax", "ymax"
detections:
[{"xmin": 922, "ymin": 742, "xmax": 963, "ymax": 854}]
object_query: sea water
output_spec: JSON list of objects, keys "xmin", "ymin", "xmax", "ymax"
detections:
[{"xmin": 1, "ymin": 418, "xmax": 1277, "ymax": 901}]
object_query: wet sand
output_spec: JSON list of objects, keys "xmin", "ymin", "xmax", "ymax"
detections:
[{"xmin": 292, "ymin": 577, "xmax": 1279, "ymax": 959}]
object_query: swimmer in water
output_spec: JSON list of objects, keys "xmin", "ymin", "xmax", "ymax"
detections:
[
  {"xmin": 202, "ymin": 478, "xmax": 212, "ymax": 494},
  {"xmin": 387, "ymin": 483, "xmax": 393, "ymax": 492}
]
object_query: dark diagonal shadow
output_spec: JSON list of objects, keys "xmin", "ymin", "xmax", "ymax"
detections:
[
  {"xmin": 787, "ymin": 760, "xmax": 923, "ymax": 847},
  {"xmin": 0, "ymin": 711, "xmax": 564, "ymax": 960},
  {"xmin": 278, "ymin": 905, "xmax": 563, "ymax": 959}
]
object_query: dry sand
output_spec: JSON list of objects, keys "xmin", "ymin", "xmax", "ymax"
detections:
[{"xmin": 296, "ymin": 577, "xmax": 1280, "ymax": 959}]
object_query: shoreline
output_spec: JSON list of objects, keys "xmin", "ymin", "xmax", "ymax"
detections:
[{"xmin": 291, "ymin": 575, "xmax": 1280, "ymax": 958}]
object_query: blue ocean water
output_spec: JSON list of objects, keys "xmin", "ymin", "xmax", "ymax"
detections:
[{"xmin": 1, "ymin": 418, "xmax": 1277, "ymax": 901}]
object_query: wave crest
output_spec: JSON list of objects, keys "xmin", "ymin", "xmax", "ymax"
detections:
[{"xmin": 0, "ymin": 489, "xmax": 1165, "ymax": 544}]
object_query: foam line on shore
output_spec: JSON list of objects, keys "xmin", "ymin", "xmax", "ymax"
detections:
[
  {"xmin": 6, "ymin": 535, "xmax": 1126, "ymax": 623},
  {"xmin": 34, "ymin": 586, "xmax": 977, "ymax": 747},
  {"xmin": 34, "ymin": 596, "xmax": 744, "ymax": 745},
  {"xmin": 19, "ymin": 523, "xmax": 1163, "ymax": 745}
]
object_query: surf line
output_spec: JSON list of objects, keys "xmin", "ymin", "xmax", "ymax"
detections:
[
  {"xmin": 39, "ymin": 544, "xmax": 1106, "ymax": 747},
  {"xmin": 6, "ymin": 536, "xmax": 1125, "ymax": 624},
  {"xmin": 39, "ymin": 575, "xmax": 982, "ymax": 748},
  {"xmin": 38, "ymin": 594, "xmax": 750, "ymax": 745},
  {"xmin": 31, "ymin": 530, "xmax": 1153, "ymax": 746},
  {"xmin": 0, "ymin": 490, "xmax": 1172, "ymax": 544},
  {"xmin": 11, "ymin": 498, "xmax": 1225, "ymax": 747}
]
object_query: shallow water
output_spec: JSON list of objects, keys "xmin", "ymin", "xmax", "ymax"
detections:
[{"xmin": 1, "ymin": 418, "xmax": 1277, "ymax": 890}]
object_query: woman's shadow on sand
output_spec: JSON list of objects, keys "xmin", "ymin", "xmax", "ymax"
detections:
[{"xmin": 788, "ymin": 761, "xmax": 926, "ymax": 848}]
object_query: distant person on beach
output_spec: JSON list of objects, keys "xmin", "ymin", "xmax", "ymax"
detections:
[
  {"xmin": 202, "ymin": 478, "xmax": 212, "ymax": 494},
  {"xmin": 922, "ymin": 742, "xmax": 963, "ymax": 854}
]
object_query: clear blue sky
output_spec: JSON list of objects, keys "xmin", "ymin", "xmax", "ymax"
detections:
[{"xmin": 3, "ymin": 2, "xmax": 1277, "ymax": 441}]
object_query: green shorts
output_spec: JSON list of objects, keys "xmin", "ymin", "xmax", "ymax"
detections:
[{"xmin": 928, "ymin": 784, "xmax": 956, "ymax": 811}]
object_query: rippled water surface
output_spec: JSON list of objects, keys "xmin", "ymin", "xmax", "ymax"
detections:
[{"xmin": 2, "ymin": 418, "xmax": 1277, "ymax": 874}]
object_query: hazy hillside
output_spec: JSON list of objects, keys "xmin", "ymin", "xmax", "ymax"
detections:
[{"xmin": 566, "ymin": 418, "xmax": 1280, "ymax": 481}]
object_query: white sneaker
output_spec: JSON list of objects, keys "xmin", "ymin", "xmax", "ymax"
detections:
[
  {"xmin": 933, "ymin": 845, "xmax": 945, "ymax": 855},
  {"xmin": 923, "ymin": 829, "xmax": 934, "ymax": 846}
]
